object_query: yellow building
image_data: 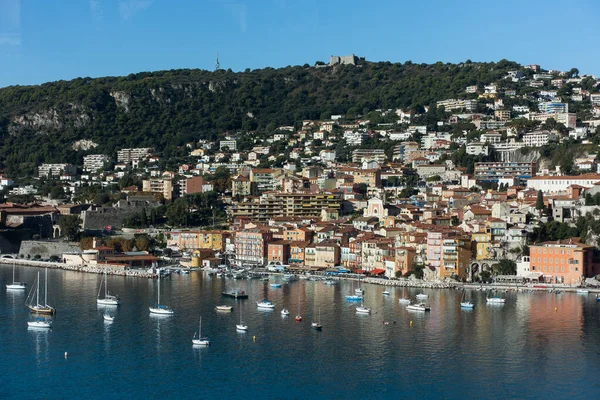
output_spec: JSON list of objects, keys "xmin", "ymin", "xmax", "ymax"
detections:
[
  {"xmin": 168, "ymin": 230, "xmax": 231, "ymax": 252},
  {"xmin": 472, "ymin": 232, "xmax": 492, "ymax": 260}
]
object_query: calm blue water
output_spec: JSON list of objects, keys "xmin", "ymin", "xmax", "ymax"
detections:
[{"xmin": 2, "ymin": 264, "xmax": 600, "ymax": 399}]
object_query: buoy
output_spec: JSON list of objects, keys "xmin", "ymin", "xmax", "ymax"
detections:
[
  {"xmin": 554, "ymin": 307, "xmax": 557, "ymax": 312},
  {"xmin": 410, "ymin": 321, "xmax": 413, "ymax": 326},
  {"xmin": 64, "ymin": 352, "xmax": 68, "ymax": 358},
  {"xmin": 253, "ymin": 336, "xmax": 256, "ymax": 342}
]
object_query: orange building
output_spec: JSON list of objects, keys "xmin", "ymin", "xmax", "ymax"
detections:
[
  {"xmin": 267, "ymin": 241, "xmax": 291, "ymax": 263},
  {"xmin": 529, "ymin": 238, "xmax": 595, "ymax": 284}
]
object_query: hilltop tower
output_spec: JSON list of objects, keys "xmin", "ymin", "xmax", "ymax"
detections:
[{"xmin": 215, "ymin": 53, "xmax": 220, "ymax": 71}]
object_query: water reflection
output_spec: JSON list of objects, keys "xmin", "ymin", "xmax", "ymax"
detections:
[{"xmin": 29, "ymin": 327, "xmax": 50, "ymax": 368}]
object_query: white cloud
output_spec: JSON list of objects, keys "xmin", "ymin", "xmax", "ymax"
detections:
[
  {"xmin": 119, "ymin": 0, "xmax": 152, "ymax": 21},
  {"xmin": 90, "ymin": 0, "xmax": 103, "ymax": 21}
]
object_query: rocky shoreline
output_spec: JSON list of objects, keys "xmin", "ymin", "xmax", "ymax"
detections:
[{"xmin": 0, "ymin": 258, "xmax": 156, "ymax": 278}]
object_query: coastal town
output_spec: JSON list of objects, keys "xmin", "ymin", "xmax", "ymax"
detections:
[{"xmin": 3, "ymin": 59, "xmax": 600, "ymax": 289}]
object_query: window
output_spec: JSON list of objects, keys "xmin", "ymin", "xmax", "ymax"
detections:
[{"xmin": 532, "ymin": 266, "xmax": 536, "ymax": 271}]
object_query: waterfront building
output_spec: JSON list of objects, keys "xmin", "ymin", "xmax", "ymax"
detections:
[
  {"xmin": 529, "ymin": 238, "xmax": 597, "ymax": 284},
  {"xmin": 235, "ymin": 229, "xmax": 273, "ymax": 266}
]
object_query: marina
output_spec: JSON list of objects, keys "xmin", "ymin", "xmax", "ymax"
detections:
[{"xmin": 2, "ymin": 264, "xmax": 600, "ymax": 398}]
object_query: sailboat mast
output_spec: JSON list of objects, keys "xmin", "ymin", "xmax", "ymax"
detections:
[
  {"xmin": 157, "ymin": 273, "xmax": 161, "ymax": 305},
  {"xmin": 12, "ymin": 262, "xmax": 15, "ymax": 283},
  {"xmin": 37, "ymin": 271, "xmax": 40, "ymax": 307},
  {"xmin": 44, "ymin": 268, "xmax": 48, "ymax": 306},
  {"xmin": 105, "ymin": 271, "xmax": 108, "ymax": 297}
]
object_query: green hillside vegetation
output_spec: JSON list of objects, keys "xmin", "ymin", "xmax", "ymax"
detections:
[{"xmin": 0, "ymin": 58, "xmax": 546, "ymax": 176}]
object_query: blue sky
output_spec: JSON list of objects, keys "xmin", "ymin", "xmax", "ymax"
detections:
[{"xmin": 1, "ymin": 0, "xmax": 599, "ymax": 88}]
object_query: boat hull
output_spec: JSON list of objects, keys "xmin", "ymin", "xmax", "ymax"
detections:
[
  {"xmin": 311, "ymin": 323, "xmax": 322, "ymax": 330},
  {"xmin": 345, "ymin": 295, "xmax": 362, "ymax": 301},
  {"xmin": 27, "ymin": 321, "xmax": 52, "ymax": 329},
  {"xmin": 149, "ymin": 307, "xmax": 174, "ymax": 315},
  {"xmin": 236, "ymin": 324, "xmax": 248, "ymax": 331},
  {"xmin": 460, "ymin": 302, "xmax": 474, "ymax": 309},
  {"xmin": 192, "ymin": 339, "xmax": 210, "ymax": 346},
  {"xmin": 222, "ymin": 291, "xmax": 249, "ymax": 299},
  {"xmin": 215, "ymin": 306, "xmax": 233, "ymax": 312},
  {"xmin": 356, "ymin": 307, "xmax": 371, "ymax": 314},
  {"xmin": 28, "ymin": 305, "xmax": 56, "ymax": 315},
  {"xmin": 6, "ymin": 283, "xmax": 27, "ymax": 290},
  {"xmin": 97, "ymin": 299, "xmax": 120, "ymax": 306}
]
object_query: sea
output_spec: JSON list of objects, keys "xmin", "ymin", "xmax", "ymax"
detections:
[{"xmin": 1, "ymin": 264, "xmax": 600, "ymax": 400}]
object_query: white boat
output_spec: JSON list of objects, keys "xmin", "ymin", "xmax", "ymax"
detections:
[
  {"xmin": 256, "ymin": 300, "xmax": 275, "ymax": 309},
  {"xmin": 97, "ymin": 271, "xmax": 121, "ymax": 306},
  {"xmin": 215, "ymin": 305, "xmax": 233, "ymax": 312},
  {"xmin": 282, "ymin": 273, "xmax": 296, "ymax": 281},
  {"xmin": 398, "ymin": 298, "xmax": 411, "ymax": 305},
  {"xmin": 281, "ymin": 308, "xmax": 290, "ymax": 316},
  {"xmin": 103, "ymin": 313, "xmax": 115, "ymax": 321},
  {"xmin": 576, "ymin": 289, "xmax": 589, "ymax": 295},
  {"xmin": 311, "ymin": 308, "xmax": 322, "ymax": 330},
  {"xmin": 295, "ymin": 288, "xmax": 302, "ymax": 321},
  {"xmin": 382, "ymin": 290, "xmax": 390, "ymax": 296},
  {"xmin": 356, "ymin": 305, "xmax": 372, "ymax": 314},
  {"xmin": 192, "ymin": 316, "xmax": 210, "ymax": 346},
  {"xmin": 416, "ymin": 293, "xmax": 428, "ymax": 300},
  {"xmin": 26, "ymin": 269, "xmax": 55, "ymax": 315},
  {"xmin": 324, "ymin": 280, "xmax": 337, "ymax": 285},
  {"xmin": 407, "ymin": 303, "xmax": 430, "ymax": 312},
  {"xmin": 149, "ymin": 274, "xmax": 174, "ymax": 315},
  {"xmin": 27, "ymin": 316, "xmax": 52, "ymax": 329},
  {"xmin": 236, "ymin": 306, "xmax": 248, "ymax": 331},
  {"xmin": 6, "ymin": 263, "xmax": 27, "ymax": 290},
  {"xmin": 486, "ymin": 296, "xmax": 506, "ymax": 304}
]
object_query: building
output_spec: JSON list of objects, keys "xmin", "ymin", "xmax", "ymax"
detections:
[
  {"xmin": 529, "ymin": 238, "xmax": 596, "ymax": 284},
  {"xmin": 116, "ymin": 148, "xmax": 152, "ymax": 163},
  {"xmin": 352, "ymin": 149, "xmax": 386, "ymax": 164},
  {"xmin": 142, "ymin": 179, "xmax": 173, "ymax": 200},
  {"xmin": 230, "ymin": 192, "xmax": 342, "ymax": 223},
  {"xmin": 415, "ymin": 164, "xmax": 446, "ymax": 179},
  {"xmin": 235, "ymin": 229, "xmax": 273, "ymax": 266},
  {"xmin": 436, "ymin": 99, "xmax": 478, "ymax": 112},
  {"xmin": 182, "ymin": 176, "xmax": 206, "ymax": 195},
  {"xmin": 526, "ymin": 174, "xmax": 600, "ymax": 193},
  {"xmin": 522, "ymin": 131, "xmax": 559, "ymax": 147},
  {"xmin": 267, "ymin": 241, "xmax": 291, "ymax": 264},
  {"xmin": 38, "ymin": 163, "xmax": 77, "ymax": 178},
  {"xmin": 474, "ymin": 162, "xmax": 535, "ymax": 182},
  {"xmin": 329, "ymin": 54, "xmax": 363, "ymax": 66},
  {"xmin": 83, "ymin": 154, "xmax": 110, "ymax": 172},
  {"xmin": 232, "ymin": 175, "xmax": 252, "ymax": 197},
  {"xmin": 528, "ymin": 112, "xmax": 577, "ymax": 129},
  {"xmin": 494, "ymin": 109, "xmax": 511, "ymax": 121},
  {"xmin": 219, "ymin": 140, "xmax": 237, "ymax": 151},
  {"xmin": 250, "ymin": 168, "xmax": 285, "ymax": 193},
  {"xmin": 466, "ymin": 143, "xmax": 489, "ymax": 156},
  {"xmin": 539, "ymin": 102, "xmax": 568, "ymax": 114},
  {"xmin": 168, "ymin": 230, "xmax": 231, "ymax": 252}
]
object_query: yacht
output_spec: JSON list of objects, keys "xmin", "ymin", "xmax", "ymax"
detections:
[
  {"xmin": 26, "ymin": 269, "xmax": 55, "ymax": 315},
  {"xmin": 236, "ymin": 306, "xmax": 248, "ymax": 331},
  {"xmin": 356, "ymin": 305, "xmax": 372, "ymax": 314},
  {"xmin": 407, "ymin": 303, "xmax": 430, "ymax": 312},
  {"xmin": 149, "ymin": 274, "xmax": 174, "ymax": 315}
]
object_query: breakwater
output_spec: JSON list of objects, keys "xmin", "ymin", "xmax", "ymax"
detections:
[{"xmin": 0, "ymin": 258, "xmax": 155, "ymax": 278}]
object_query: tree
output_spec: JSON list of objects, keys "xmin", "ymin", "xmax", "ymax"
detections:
[
  {"xmin": 535, "ymin": 190, "xmax": 545, "ymax": 211},
  {"xmin": 494, "ymin": 259, "xmax": 517, "ymax": 275},
  {"xmin": 58, "ymin": 215, "xmax": 81, "ymax": 240},
  {"xmin": 50, "ymin": 186, "xmax": 66, "ymax": 200},
  {"xmin": 165, "ymin": 197, "xmax": 189, "ymax": 227}
]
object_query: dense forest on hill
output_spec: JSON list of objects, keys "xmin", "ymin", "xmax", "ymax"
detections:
[{"xmin": 0, "ymin": 59, "xmax": 524, "ymax": 176}]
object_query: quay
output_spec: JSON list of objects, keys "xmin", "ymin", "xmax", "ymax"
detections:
[{"xmin": 0, "ymin": 258, "xmax": 156, "ymax": 278}]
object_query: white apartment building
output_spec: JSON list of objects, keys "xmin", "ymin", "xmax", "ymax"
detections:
[
  {"xmin": 528, "ymin": 112, "xmax": 577, "ymax": 129},
  {"xmin": 480, "ymin": 133, "xmax": 502, "ymax": 144},
  {"xmin": 117, "ymin": 148, "xmax": 152, "ymax": 163},
  {"xmin": 343, "ymin": 131, "xmax": 368, "ymax": 146},
  {"xmin": 436, "ymin": 99, "xmax": 477, "ymax": 112},
  {"xmin": 522, "ymin": 131, "xmax": 558, "ymax": 147},
  {"xmin": 83, "ymin": 154, "xmax": 111, "ymax": 172},
  {"xmin": 219, "ymin": 140, "xmax": 237, "ymax": 151},
  {"xmin": 38, "ymin": 163, "xmax": 77, "ymax": 178},
  {"xmin": 527, "ymin": 174, "xmax": 600, "ymax": 193}
]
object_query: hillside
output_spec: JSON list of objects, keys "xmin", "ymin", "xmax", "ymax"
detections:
[{"xmin": 0, "ymin": 59, "xmax": 524, "ymax": 176}]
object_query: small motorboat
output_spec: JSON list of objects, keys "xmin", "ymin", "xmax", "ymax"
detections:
[
  {"xmin": 356, "ymin": 306, "xmax": 372, "ymax": 314},
  {"xmin": 596, "ymin": 294, "xmax": 600, "ymax": 302},
  {"xmin": 382, "ymin": 290, "xmax": 390, "ymax": 296},
  {"xmin": 281, "ymin": 308, "xmax": 290, "ymax": 316},
  {"xmin": 486, "ymin": 296, "xmax": 506, "ymax": 304},
  {"xmin": 576, "ymin": 289, "xmax": 589, "ymax": 295},
  {"xmin": 28, "ymin": 317, "xmax": 52, "ymax": 329},
  {"xmin": 311, "ymin": 321, "xmax": 322, "ymax": 330},
  {"xmin": 270, "ymin": 283, "xmax": 282, "ymax": 289},
  {"xmin": 256, "ymin": 300, "xmax": 276, "ymax": 309},
  {"xmin": 295, "ymin": 315, "xmax": 302, "ymax": 322},
  {"xmin": 215, "ymin": 305, "xmax": 233, "ymax": 312},
  {"xmin": 460, "ymin": 301, "xmax": 474, "ymax": 309},
  {"xmin": 103, "ymin": 313, "xmax": 115, "ymax": 321},
  {"xmin": 407, "ymin": 303, "xmax": 430, "ymax": 312},
  {"xmin": 416, "ymin": 293, "xmax": 428, "ymax": 300},
  {"xmin": 345, "ymin": 295, "xmax": 362, "ymax": 301},
  {"xmin": 398, "ymin": 298, "xmax": 411, "ymax": 305}
]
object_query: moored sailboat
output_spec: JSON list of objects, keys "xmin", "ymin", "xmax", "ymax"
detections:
[
  {"xmin": 149, "ymin": 273, "xmax": 174, "ymax": 315},
  {"xmin": 26, "ymin": 269, "xmax": 55, "ymax": 315},
  {"xmin": 6, "ymin": 262, "xmax": 27, "ymax": 290},
  {"xmin": 97, "ymin": 271, "xmax": 121, "ymax": 306},
  {"xmin": 192, "ymin": 316, "xmax": 210, "ymax": 346}
]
